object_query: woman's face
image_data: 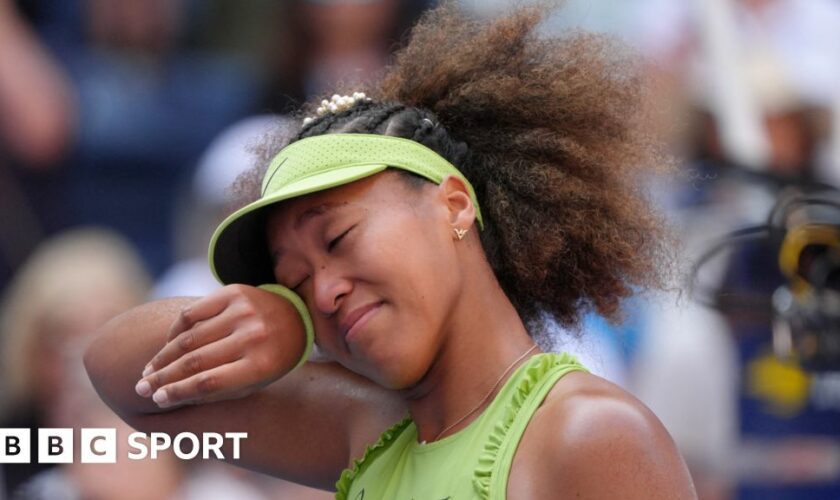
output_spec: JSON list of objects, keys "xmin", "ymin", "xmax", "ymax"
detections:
[{"xmin": 265, "ymin": 171, "xmax": 467, "ymax": 388}]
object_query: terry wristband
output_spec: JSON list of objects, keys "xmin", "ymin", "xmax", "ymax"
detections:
[{"xmin": 258, "ymin": 283, "xmax": 314, "ymax": 371}]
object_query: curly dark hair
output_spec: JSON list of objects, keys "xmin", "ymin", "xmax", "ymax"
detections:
[{"xmin": 231, "ymin": 3, "xmax": 673, "ymax": 330}]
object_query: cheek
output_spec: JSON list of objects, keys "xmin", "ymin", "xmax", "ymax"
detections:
[
  {"xmin": 359, "ymin": 213, "xmax": 459, "ymax": 315},
  {"xmin": 360, "ymin": 219, "xmax": 461, "ymax": 366}
]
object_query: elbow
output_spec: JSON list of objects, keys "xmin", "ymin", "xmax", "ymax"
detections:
[
  {"xmin": 82, "ymin": 335, "xmax": 99, "ymax": 385},
  {"xmin": 82, "ymin": 322, "xmax": 136, "ymax": 419},
  {"xmin": 83, "ymin": 317, "xmax": 115, "ymax": 379},
  {"xmin": 83, "ymin": 330, "xmax": 111, "ymax": 404}
]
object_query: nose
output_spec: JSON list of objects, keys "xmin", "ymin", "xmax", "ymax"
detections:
[{"xmin": 312, "ymin": 266, "xmax": 352, "ymax": 317}]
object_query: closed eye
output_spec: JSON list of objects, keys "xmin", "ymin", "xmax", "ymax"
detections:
[
  {"xmin": 292, "ymin": 276, "xmax": 309, "ymax": 292},
  {"xmin": 285, "ymin": 225, "xmax": 356, "ymax": 289},
  {"xmin": 327, "ymin": 225, "xmax": 355, "ymax": 252}
]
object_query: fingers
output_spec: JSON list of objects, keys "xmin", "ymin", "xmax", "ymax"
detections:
[
  {"xmin": 142, "ymin": 358, "xmax": 259, "ymax": 408},
  {"xmin": 135, "ymin": 333, "xmax": 242, "ymax": 402},
  {"xmin": 148, "ymin": 314, "xmax": 232, "ymax": 376},
  {"xmin": 166, "ymin": 291, "xmax": 230, "ymax": 343},
  {"xmin": 135, "ymin": 284, "xmax": 304, "ymax": 409}
]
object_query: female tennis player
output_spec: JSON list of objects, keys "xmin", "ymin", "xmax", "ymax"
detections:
[{"xmin": 86, "ymin": 4, "xmax": 696, "ymax": 498}]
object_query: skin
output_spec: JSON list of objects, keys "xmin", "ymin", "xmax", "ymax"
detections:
[
  {"xmin": 85, "ymin": 170, "xmax": 697, "ymax": 497},
  {"xmin": 0, "ymin": 0, "xmax": 75, "ymax": 166}
]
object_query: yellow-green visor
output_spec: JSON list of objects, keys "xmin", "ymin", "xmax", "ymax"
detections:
[{"xmin": 208, "ymin": 133, "xmax": 483, "ymax": 285}]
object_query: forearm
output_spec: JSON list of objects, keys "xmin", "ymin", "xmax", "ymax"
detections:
[{"xmin": 84, "ymin": 297, "xmax": 197, "ymax": 419}]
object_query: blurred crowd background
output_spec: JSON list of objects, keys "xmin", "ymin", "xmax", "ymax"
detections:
[{"xmin": 1, "ymin": 0, "xmax": 839, "ymax": 499}]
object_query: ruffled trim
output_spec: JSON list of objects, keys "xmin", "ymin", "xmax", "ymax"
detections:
[
  {"xmin": 335, "ymin": 416, "xmax": 412, "ymax": 500},
  {"xmin": 472, "ymin": 353, "xmax": 581, "ymax": 499}
]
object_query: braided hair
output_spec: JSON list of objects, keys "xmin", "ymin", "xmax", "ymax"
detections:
[{"xmin": 232, "ymin": 3, "xmax": 673, "ymax": 332}]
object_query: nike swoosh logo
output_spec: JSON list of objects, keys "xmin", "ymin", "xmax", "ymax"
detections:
[{"xmin": 261, "ymin": 157, "xmax": 288, "ymax": 196}]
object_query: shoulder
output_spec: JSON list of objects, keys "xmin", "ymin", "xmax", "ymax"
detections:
[{"xmin": 511, "ymin": 371, "xmax": 697, "ymax": 499}]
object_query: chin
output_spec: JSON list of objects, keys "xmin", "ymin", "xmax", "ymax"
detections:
[
  {"xmin": 370, "ymin": 354, "xmax": 432, "ymax": 390},
  {"xmin": 344, "ymin": 323, "xmax": 436, "ymax": 389},
  {"xmin": 339, "ymin": 349, "xmax": 419, "ymax": 389}
]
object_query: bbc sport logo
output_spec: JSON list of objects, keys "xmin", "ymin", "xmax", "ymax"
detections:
[{"xmin": 0, "ymin": 429, "xmax": 247, "ymax": 463}]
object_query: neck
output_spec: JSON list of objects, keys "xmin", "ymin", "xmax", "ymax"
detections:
[{"xmin": 399, "ymin": 261, "xmax": 538, "ymax": 443}]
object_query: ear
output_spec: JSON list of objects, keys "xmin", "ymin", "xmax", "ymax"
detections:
[{"xmin": 437, "ymin": 175, "xmax": 477, "ymax": 232}]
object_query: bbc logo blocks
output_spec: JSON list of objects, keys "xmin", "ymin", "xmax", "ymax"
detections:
[{"xmin": 1, "ymin": 428, "xmax": 117, "ymax": 464}]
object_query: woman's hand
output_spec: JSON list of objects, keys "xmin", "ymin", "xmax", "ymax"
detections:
[{"xmin": 134, "ymin": 284, "xmax": 308, "ymax": 408}]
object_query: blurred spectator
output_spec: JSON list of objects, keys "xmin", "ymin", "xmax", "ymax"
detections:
[
  {"xmin": 633, "ymin": 0, "xmax": 840, "ymax": 180},
  {"xmin": 0, "ymin": 228, "xmax": 151, "ymax": 496},
  {"xmin": 0, "ymin": 0, "xmax": 262, "ymax": 295},
  {"xmin": 260, "ymin": 0, "xmax": 433, "ymax": 111}
]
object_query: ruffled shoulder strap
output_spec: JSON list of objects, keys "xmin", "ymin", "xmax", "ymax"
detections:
[
  {"xmin": 335, "ymin": 416, "xmax": 412, "ymax": 500},
  {"xmin": 472, "ymin": 352, "xmax": 586, "ymax": 499}
]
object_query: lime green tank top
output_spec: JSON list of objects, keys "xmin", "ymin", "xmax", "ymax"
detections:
[{"xmin": 334, "ymin": 352, "xmax": 587, "ymax": 500}]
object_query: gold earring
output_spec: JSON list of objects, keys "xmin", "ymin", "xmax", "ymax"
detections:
[{"xmin": 454, "ymin": 228, "xmax": 468, "ymax": 240}]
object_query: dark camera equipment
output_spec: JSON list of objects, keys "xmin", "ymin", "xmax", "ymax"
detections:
[{"xmin": 691, "ymin": 189, "xmax": 840, "ymax": 371}]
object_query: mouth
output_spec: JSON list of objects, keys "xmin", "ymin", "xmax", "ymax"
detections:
[{"xmin": 340, "ymin": 301, "xmax": 384, "ymax": 342}]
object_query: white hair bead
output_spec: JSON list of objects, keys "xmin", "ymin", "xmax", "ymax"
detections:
[{"xmin": 302, "ymin": 91, "xmax": 372, "ymax": 126}]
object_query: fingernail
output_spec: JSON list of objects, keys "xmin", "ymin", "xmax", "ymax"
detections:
[
  {"xmin": 135, "ymin": 380, "xmax": 152, "ymax": 397},
  {"xmin": 152, "ymin": 389, "xmax": 169, "ymax": 406},
  {"xmin": 142, "ymin": 364, "xmax": 153, "ymax": 377}
]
